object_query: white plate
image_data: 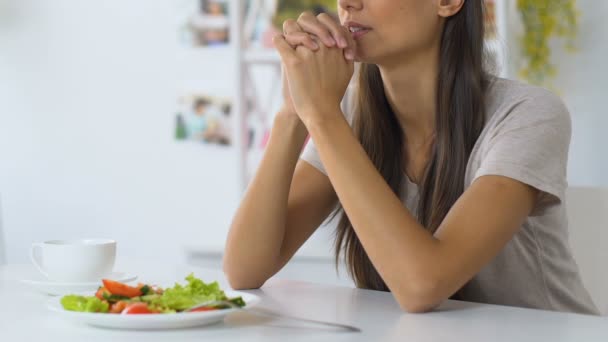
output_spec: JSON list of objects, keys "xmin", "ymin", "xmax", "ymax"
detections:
[
  {"xmin": 47, "ymin": 291, "xmax": 260, "ymax": 329},
  {"xmin": 21, "ymin": 272, "xmax": 138, "ymax": 296}
]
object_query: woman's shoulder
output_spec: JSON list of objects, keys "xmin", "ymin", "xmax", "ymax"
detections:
[
  {"xmin": 486, "ymin": 77, "xmax": 567, "ymax": 111},
  {"xmin": 484, "ymin": 77, "xmax": 571, "ymax": 131}
]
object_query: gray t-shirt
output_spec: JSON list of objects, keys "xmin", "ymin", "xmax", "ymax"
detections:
[{"xmin": 300, "ymin": 77, "xmax": 599, "ymax": 315}]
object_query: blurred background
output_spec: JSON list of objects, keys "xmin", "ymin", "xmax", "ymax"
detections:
[{"xmin": 0, "ymin": 0, "xmax": 607, "ymax": 304}]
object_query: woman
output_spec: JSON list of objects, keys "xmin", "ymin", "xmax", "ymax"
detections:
[{"xmin": 224, "ymin": 0, "xmax": 599, "ymax": 315}]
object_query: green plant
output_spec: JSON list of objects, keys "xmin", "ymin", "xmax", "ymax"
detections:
[
  {"xmin": 272, "ymin": 0, "xmax": 337, "ymax": 29},
  {"xmin": 516, "ymin": 0, "xmax": 579, "ymax": 86}
]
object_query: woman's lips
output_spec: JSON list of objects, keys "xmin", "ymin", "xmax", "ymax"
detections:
[
  {"xmin": 345, "ymin": 21, "xmax": 372, "ymax": 39},
  {"xmin": 350, "ymin": 28, "xmax": 371, "ymax": 39}
]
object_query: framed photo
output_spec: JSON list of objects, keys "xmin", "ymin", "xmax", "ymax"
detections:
[
  {"xmin": 174, "ymin": 94, "xmax": 233, "ymax": 146},
  {"xmin": 179, "ymin": 0, "xmax": 230, "ymax": 47}
]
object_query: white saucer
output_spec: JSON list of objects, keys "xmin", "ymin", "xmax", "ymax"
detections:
[{"xmin": 21, "ymin": 272, "xmax": 138, "ymax": 296}]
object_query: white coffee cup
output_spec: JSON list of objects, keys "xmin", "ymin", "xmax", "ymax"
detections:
[{"xmin": 30, "ymin": 239, "xmax": 116, "ymax": 282}]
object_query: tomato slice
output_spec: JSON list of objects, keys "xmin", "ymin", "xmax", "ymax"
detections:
[
  {"xmin": 102, "ymin": 279, "xmax": 142, "ymax": 298},
  {"xmin": 109, "ymin": 301, "xmax": 128, "ymax": 314},
  {"xmin": 121, "ymin": 302, "xmax": 158, "ymax": 314},
  {"xmin": 95, "ymin": 287, "xmax": 111, "ymax": 300}
]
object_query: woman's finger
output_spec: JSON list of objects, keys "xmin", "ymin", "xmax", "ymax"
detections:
[
  {"xmin": 341, "ymin": 25, "xmax": 357, "ymax": 60},
  {"xmin": 283, "ymin": 19, "xmax": 319, "ymax": 50},
  {"xmin": 282, "ymin": 19, "xmax": 302, "ymax": 35},
  {"xmin": 316, "ymin": 13, "xmax": 356, "ymax": 60},
  {"xmin": 296, "ymin": 11, "xmax": 336, "ymax": 47},
  {"xmin": 316, "ymin": 13, "xmax": 349, "ymax": 49},
  {"xmin": 284, "ymin": 32, "xmax": 319, "ymax": 50},
  {"xmin": 272, "ymin": 34, "xmax": 297, "ymax": 63}
]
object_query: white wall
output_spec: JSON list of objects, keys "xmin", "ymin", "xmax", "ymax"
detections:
[
  {"xmin": 506, "ymin": 0, "xmax": 608, "ymax": 186},
  {"xmin": 554, "ymin": 0, "xmax": 608, "ymax": 187},
  {"xmin": 0, "ymin": 0, "xmax": 241, "ymax": 263}
]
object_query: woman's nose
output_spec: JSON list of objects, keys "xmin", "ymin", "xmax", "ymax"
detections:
[{"xmin": 338, "ymin": 0, "xmax": 363, "ymax": 11}]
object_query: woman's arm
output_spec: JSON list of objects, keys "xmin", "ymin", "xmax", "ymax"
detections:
[
  {"xmin": 223, "ymin": 114, "xmax": 338, "ymax": 289},
  {"xmin": 306, "ymin": 114, "xmax": 537, "ymax": 313}
]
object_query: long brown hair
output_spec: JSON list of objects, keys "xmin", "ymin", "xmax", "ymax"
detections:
[{"xmin": 333, "ymin": 0, "xmax": 491, "ymax": 291}]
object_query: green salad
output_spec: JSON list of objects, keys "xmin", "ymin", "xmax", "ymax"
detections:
[{"xmin": 60, "ymin": 273, "xmax": 245, "ymax": 314}]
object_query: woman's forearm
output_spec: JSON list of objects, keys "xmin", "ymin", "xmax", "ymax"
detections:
[
  {"xmin": 223, "ymin": 114, "xmax": 309, "ymax": 289},
  {"xmin": 306, "ymin": 113, "xmax": 442, "ymax": 309}
]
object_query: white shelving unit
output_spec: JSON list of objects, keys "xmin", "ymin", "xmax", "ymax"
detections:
[
  {"xmin": 244, "ymin": 49, "xmax": 280, "ymax": 63},
  {"xmin": 231, "ymin": 0, "xmax": 281, "ymax": 190},
  {"xmin": 232, "ymin": 0, "xmax": 510, "ymax": 192}
]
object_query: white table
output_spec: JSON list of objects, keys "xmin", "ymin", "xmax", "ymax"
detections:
[{"xmin": 1, "ymin": 260, "xmax": 607, "ymax": 341}]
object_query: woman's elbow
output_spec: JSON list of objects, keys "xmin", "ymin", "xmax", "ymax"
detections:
[
  {"xmin": 226, "ymin": 277, "xmax": 264, "ymax": 290},
  {"xmin": 222, "ymin": 261, "xmax": 266, "ymax": 290},
  {"xmin": 394, "ymin": 280, "xmax": 443, "ymax": 313},
  {"xmin": 397, "ymin": 298, "xmax": 440, "ymax": 313}
]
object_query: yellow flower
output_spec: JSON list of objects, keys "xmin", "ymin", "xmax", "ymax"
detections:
[{"xmin": 516, "ymin": 0, "xmax": 579, "ymax": 87}]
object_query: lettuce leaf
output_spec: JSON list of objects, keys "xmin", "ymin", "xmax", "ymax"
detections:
[
  {"xmin": 61, "ymin": 295, "xmax": 109, "ymax": 313},
  {"xmin": 147, "ymin": 273, "xmax": 228, "ymax": 312}
]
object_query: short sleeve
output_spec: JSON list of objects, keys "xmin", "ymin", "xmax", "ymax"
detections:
[
  {"xmin": 300, "ymin": 137, "xmax": 328, "ymax": 175},
  {"xmin": 473, "ymin": 89, "xmax": 572, "ymax": 216}
]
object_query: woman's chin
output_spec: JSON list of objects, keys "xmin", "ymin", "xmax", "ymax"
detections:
[
  {"xmin": 352, "ymin": 52, "xmax": 365, "ymax": 63},
  {"xmin": 353, "ymin": 55, "xmax": 371, "ymax": 64},
  {"xmin": 352, "ymin": 48, "xmax": 374, "ymax": 64}
]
